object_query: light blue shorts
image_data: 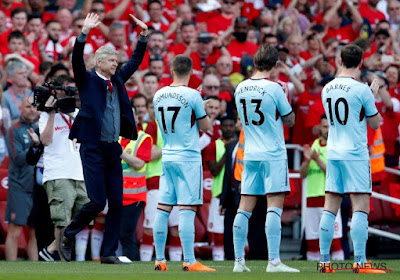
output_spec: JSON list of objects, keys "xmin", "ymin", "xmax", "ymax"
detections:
[
  {"xmin": 326, "ymin": 160, "xmax": 372, "ymax": 194},
  {"xmin": 241, "ymin": 160, "xmax": 290, "ymax": 195},
  {"xmin": 158, "ymin": 161, "xmax": 203, "ymax": 206}
]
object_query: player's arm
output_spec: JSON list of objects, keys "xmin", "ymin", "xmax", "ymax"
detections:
[
  {"xmin": 367, "ymin": 113, "xmax": 382, "ymax": 130},
  {"xmin": 282, "ymin": 111, "xmax": 295, "ymax": 128},
  {"xmin": 198, "ymin": 115, "xmax": 212, "ymax": 132}
]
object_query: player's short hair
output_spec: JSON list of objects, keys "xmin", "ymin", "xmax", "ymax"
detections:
[
  {"xmin": 172, "ymin": 55, "xmax": 192, "ymax": 78},
  {"xmin": 254, "ymin": 44, "xmax": 278, "ymax": 72},
  {"xmin": 320, "ymin": 114, "xmax": 327, "ymax": 121},
  {"xmin": 341, "ymin": 44, "xmax": 363, "ymax": 69},
  {"xmin": 8, "ymin": 30, "xmax": 25, "ymax": 43}
]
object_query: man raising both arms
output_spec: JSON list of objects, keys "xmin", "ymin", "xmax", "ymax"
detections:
[
  {"xmin": 233, "ymin": 44, "xmax": 299, "ymax": 273},
  {"xmin": 319, "ymin": 44, "xmax": 384, "ymax": 274},
  {"xmin": 152, "ymin": 55, "xmax": 215, "ymax": 272}
]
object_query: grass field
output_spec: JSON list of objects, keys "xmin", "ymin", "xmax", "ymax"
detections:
[{"xmin": 0, "ymin": 260, "xmax": 399, "ymax": 280}]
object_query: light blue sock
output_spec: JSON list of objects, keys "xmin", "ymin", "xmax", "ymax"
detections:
[
  {"xmin": 319, "ymin": 210, "xmax": 336, "ymax": 263},
  {"xmin": 233, "ymin": 209, "xmax": 252, "ymax": 263},
  {"xmin": 351, "ymin": 211, "xmax": 368, "ymax": 264},
  {"xmin": 266, "ymin": 207, "xmax": 283, "ymax": 262},
  {"xmin": 153, "ymin": 209, "xmax": 170, "ymax": 262},
  {"xmin": 179, "ymin": 209, "xmax": 196, "ymax": 265}
]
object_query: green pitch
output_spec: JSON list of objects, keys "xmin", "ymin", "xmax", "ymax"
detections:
[{"xmin": 0, "ymin": 260, "xmax": 399, "ymax": 280}]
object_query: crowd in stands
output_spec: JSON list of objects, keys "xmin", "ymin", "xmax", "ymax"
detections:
[{"xmin": 0, "ymin": 0, "xmax": 400, "ymax": 261}]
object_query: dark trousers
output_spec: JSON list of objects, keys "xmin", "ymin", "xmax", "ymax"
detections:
[
  {"xmin": 65, "ymin": 141, "xmax": 123, "ymax": 257},
  {"xmin": 120, "ymin": 201, "xmax": 144, "ymax": 261},
  {"xmin": 223, "ymin": 208, "xmax": 237, "ymax": 260}
]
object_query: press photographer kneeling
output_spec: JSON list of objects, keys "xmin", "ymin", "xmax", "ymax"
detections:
[{"xmin": 35, "ymin": 75, "xmax": 89, "ymax": 262}]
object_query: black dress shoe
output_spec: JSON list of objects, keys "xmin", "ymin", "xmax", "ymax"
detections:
[
  {"xmin": 58, "ymin": 228, "xmax": 73, "ymax": 262},
  {"xmin": 101, "ymin": 256, "xmax": 129, "ymax": 264}
]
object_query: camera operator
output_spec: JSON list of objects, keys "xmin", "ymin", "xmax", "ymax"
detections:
[{"xmin": 37, "ymin": 75, "xmax": 89, "ymax": 261}]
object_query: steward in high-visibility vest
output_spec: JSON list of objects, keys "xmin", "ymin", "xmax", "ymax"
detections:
[
  {"xmin": 369, "ymin": 127, "xmax": 385, "ymax": 183},
  {"xmin": 120, "ymin": 130, "xmax": 153, "ymax": 205},
  {"xmin": 234, "ymin": 129, "xmax": 245, "ymax": 182},
  {"xmin": 142, "ymin": 121, "xmax": 163, "ymax": 182}
]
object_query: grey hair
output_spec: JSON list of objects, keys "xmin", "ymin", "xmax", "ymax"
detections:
[
  {"xmin": 6, "ymin": 60, "xmax": 27, "ymax": 76},
  {"xmin": 109, "ymin": 21, "xmax": 124, "ymax": 31},
  {"xmin": 94, "ymin": 46, "xmax": 118, "ymax": 68},
  {"xmin": 203, "ymin": 74, "xmax": 220, "ymax": 86}
]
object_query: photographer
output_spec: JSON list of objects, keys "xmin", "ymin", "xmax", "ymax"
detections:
[{"xmin": 37, "ymin": 75, "xmax": 89, "ymax": 261}]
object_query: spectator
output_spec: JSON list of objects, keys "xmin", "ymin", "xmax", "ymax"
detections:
[
  {"xmin": 146, "ymin": 0, "xmax": 169, "ymax": 33},
  {"xmin": 227, "ymin": 17, "xmax": 258, "ymax": 74},
  {"xmin": 199, "ymin": 96, "xmax": 222, "ymax": 151},
  {"xmin": 204, "ymin": 116, "xmax": 236, "ymax": 261},
  {"xmin": 37, "ymin": 75, "xmax": 89, "ymax": 262},
  {"xmin": 56, "ymin": 7, "xmax": 73, "ymax": 42},
  {"xmin": 169, "ymin": 20, "xmax": 196, "ymax": 56},
  {"xmin": 139, "ymin": 30, "xmax": 167, "ymax": 70},
  {"xmin": 0, "ymin": 10, "xmax": 7, "ymax": 34},
  {"xmin": 148, "ymin": 55, "xmax": 172, "ymax": 87},
  {"xmin": 85, "ymin": 0, "xmax": 109, "ymax": 50},
  {"xmin": 2, "ymin": 60, "xmax": 30, "ymax": 123},
  {"xmin": 105, "ymin": 21, "xmax": 132, "ymax": 62},
  {"xmin": 299, "ymin": 115, "xmax": 344, "ymax": 261},
  {"xmin": 360, "ymin": 0, "xmax": 386, "ymax": 29},
  {"xmin": 387, "ymin": 0, "xmax": 400, "ymax": 31},
  {"xmin": 42, "ymin": 20, "xmax": 63, "ymax": 62},
  {"xmin": 4, "ymin": 96, "xmax": 42, "ymax": 261},
  {"xmin": 61, "ymin": 17, "xmax": 95, "ymax": 56},
  {"xmin": 207, "ymin": 0, "xmax": 241, "ymax": 35},
  {"xmin": 119, "ymin": 107, "xmax": 152, "ymax": 261},
  {"xmin": 0, "ymin": 8, "xmax": 28, "ymax": 54},
  {"xmin": 142, "ymin": 71, "xmax": 159, "ymax": 99}
]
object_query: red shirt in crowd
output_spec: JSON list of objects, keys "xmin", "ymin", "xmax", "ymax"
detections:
[
  {"xmin": 359, "ymin": 2, "xmax": 386, "ymax": 29},
  {"xmin": 324, "ymin": 24, "xmax": 359, "ymax": 44},
  {"xmin": 207, "ymin": 13, "xmax": 234, "ymax": 35},
  {"xmin": 227, "ymin": 39, "xmax": 258, "ymax": 73}
]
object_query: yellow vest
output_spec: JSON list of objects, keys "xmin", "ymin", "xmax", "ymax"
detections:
[
  {"xmin": 143, "ymin": 121, "xmax": 163, "ymax": 179},
  {"xmin": 120, "ymin": 131, "xmax": 151, "ymax": 205},
  {"xmin": 211, "ymin": 139, "xmax": 226, "ymax": 197}
]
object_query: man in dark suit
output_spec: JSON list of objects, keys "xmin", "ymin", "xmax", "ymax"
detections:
[{"xmin": 58, "ymin": 13, "xmax": 148, "ymax": 264}]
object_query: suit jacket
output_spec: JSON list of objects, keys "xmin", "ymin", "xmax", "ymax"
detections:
[{"xmin": 70, "ymin": 36, "xmax": 147, "ymax": 142}]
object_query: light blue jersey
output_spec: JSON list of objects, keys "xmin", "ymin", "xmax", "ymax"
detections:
[
  {"xmin": 321, "ymin": 77, "xmax": 378, "ymax": 160},
  {"xmin": 234, "ymin": 78, "xmax": 292, "ymax": 161},
  {"xmin": 153, "ymin": 85, "xmax": 206, "ymax": 162}
]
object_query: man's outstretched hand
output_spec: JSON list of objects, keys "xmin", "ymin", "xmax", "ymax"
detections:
[
  {"xmin": 82, "ymin": 13, "xmax": 101, "ymax": 35},
  {"xmin": 129, "ymin": 14, "xmax": 148, "ymax": 37}
]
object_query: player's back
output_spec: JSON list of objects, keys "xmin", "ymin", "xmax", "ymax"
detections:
[
  {"xmin": 234, "ymin": 78, "xmax": 292, "ymax": 161},
  {"xmin": 321, "ymin": 77, "xmax": 378, "ymax": 160},
  {"xmin": 153, "ymin": 85, "xmax": 206, "ymax": 162}
]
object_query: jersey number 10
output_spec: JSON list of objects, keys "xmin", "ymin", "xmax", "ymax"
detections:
[{"xmin": 326, "ymin": 97, "xmax": 349, "ymax": 125}]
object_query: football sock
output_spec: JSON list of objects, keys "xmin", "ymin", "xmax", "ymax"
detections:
[
  {"xmin": 75, "ymin": 228, "xmax": 89, "ymax": 261},
  {"xmin": 179, "ymin": 209, "xmax": 196, "ymax": 265},
  {"xmin": 153, "ymin": 209, "xmax": 170, "ymax": 262},
  {"xmin": 168, "ymin": 235, "xmax": 182, "ymax": 261},
  {"xmin": 319, "ymin": 210, "xmax": 336, "ymax": 263},
  {"xmin": 90, "ymin": 228, "xmax": 104, "ymax": 260},
  {"xmin": 351, "ymin": 211, "xmax": 368, "ymax": 265},
  {"xmin": 266, "ymin": 207, "xmax": 283, "ymax": 264},
  {"xmin": 233, "ymin": 209, "xmax": 251, "ymax": 264}
]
